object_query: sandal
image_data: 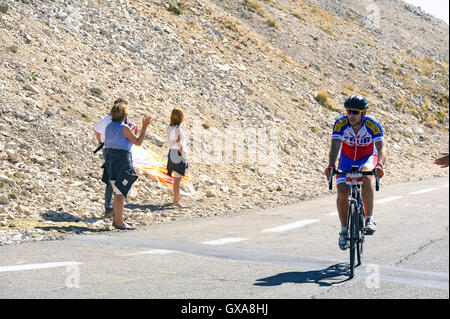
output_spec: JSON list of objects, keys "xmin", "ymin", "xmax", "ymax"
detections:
[
  {"xmin": 173, "ymin": 202, "xmax": 186, "ymax": 209},
  {"xmin": 112, "ymin": 222, "xmax": 136, "ymax": 230}
]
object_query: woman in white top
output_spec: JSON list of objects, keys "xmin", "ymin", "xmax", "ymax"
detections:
[{"xmin": 166, "ymin": 109, "xmax": 188, "ymax": 209}]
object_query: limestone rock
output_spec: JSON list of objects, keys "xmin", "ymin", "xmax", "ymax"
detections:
[
  {"xmin": 205, "ymin": 190, "xmax": 216, "ymax": 198},
  {"xmin": 0, "ymin": 194, "xmax": 10, "ymax": 205}
]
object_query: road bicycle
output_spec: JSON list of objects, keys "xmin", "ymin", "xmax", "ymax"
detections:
[{"xmin": 328, "ymin": 165, "xmax": 380, "ymax": 278}]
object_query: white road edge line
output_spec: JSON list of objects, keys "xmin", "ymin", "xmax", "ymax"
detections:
[
  {"xmin": 201, "ymin": 238, "xmax": 248, "ymax": 245},
  {"xmin": 408, "ymin": 188, "xmax": 438, "ymax": 195},
  {"xmin": 374, "ymin": 196, "xmax": 404, "ymax": 204},
  {"xmin": 262, "ymin": 219, "xmax": 320, "ymax": 233},
  {"xmin": 0, "ymin": 261, "xmax": 82, "ymax": 273}
]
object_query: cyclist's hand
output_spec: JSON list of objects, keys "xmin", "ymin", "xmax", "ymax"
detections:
[
  {"xmin": 324, "ymin": 165, "xmax": 335, "ymax": 178},
  {"xmin": 375, "ymin": 163, "xmax": 384, "ymax": 178}
]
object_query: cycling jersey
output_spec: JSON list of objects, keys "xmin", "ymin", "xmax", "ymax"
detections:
[{"xmin": 331, "ymin": 116, "xmax": 384, "ymax": 161}]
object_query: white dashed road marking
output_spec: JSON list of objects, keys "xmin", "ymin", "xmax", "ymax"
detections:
[
  {"xmin": 126, "ymin": 249, "xmax": 178, "ymax": 256},
  {"xmin": 262, "ymin": 219, "xmax": 320, "ymax": 233},
  {"xmin": 374, "ymin": 196, "xmax": 404, "ymax": 204},
  {"xmin": 201, "ymin": 238, "xmax": 248, "ymax": 245},
  {"xmin": 126, "ymin": 185, "xmax": 441, "ymax": 259},
  {"xmin": 409, "ymin": 188, "xmax": 438, "ymax": 195},
  {"xmin": 0, "ymin": 261, "xmax": 82, "ymax": 273},
  {"xmin": 126, "ymin": 238, "xmax": 248, "ymax": 256}
]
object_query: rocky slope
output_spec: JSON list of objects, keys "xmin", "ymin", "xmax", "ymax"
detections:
[{"xmin": 0, "ymin": 0, "xmax": 448, "ymax": 245}]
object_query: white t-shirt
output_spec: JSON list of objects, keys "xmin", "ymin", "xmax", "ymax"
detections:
[
  {"xmin": 93, "ymin": 115, "xmax": 112, "ymax": 137},
  {"xmin": 166, "ymin": 125, "xmax": 187, "ymax": 157}
]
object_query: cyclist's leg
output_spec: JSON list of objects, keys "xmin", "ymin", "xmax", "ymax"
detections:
[
  {"xmin": 360, "ymin": 153, "xmax": 377, "ymax": 218},
  {"xmin": 337, "ymin": 181, "xmax": 350, "ymax": 250},
  {"xmin": 337, "ymin": 182, "xmax": 350, "ymax": 227},
  {"xmin": 336, "ymin": 154, "xmax": 352, "ymax": 227},
  {"xmin": 360, "ymin": 153, "xmax": 378, "ymax": 234},
  {"xmin": 361, "ymin": 167, "xmax": 374, "ymax": 218}
]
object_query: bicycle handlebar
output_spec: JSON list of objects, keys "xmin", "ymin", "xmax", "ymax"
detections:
[{"xmin": 328, "ymin": 168, "xmax": 380, "ymax": 191}]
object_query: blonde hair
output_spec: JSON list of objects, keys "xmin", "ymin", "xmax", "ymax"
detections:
[
  {"xmin": 110, "ymin": 101, "xmax": 128, "ymax": 122},
  {"xmin": 170, "ymin": 109, "xmax": 184, "ymax": 127}
]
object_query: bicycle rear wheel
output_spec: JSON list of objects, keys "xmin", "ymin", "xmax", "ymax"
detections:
[{"xmin": 349, "ymin": 202, "xmax": 357, "ymax": 278}]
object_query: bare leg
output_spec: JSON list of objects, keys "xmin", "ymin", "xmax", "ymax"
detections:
[
  {"xmin": 337, "ymin": 183, "xmax": 350, "ymax": 227},
  {"xmin": 361, "ymin": 175, "xmax": 374, "ymax": 218},
  {"xmin": 173, "ymin": 177, "xmax": 183, "ymax": 208},
  {"xmin": 361, "ymin": 165, "xmax": 375, "ymax": 218},
  {"xmin": 113, "ymin": 194, "xmax": 126, "ymax": 227}
]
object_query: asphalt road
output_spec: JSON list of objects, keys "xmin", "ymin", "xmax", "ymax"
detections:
[{"xmin": 0, "ymin": 177, "xmax": 448, "ymax": 301}]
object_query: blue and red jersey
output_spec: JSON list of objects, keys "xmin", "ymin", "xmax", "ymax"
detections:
[{"xmin": 331, "ymin": 116, "xmax": 384, "ymax": 161}]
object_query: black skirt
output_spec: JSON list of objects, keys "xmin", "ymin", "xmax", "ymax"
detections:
[
  {"xmin": 167, "ymin": 149, "xmax": 188, "ymax": 177},
  {"xmin": 101, "ymin": 148, "xmax": 138, "ymax": 196}
]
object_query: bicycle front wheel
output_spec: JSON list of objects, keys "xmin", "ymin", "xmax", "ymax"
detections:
[
  {"xmin": 349, "ymin": 202, "xmax": 357, "ymax": 278},
  {"xmin": 357, "ymin": 207, "xmax": 365, "ymax": 266}
]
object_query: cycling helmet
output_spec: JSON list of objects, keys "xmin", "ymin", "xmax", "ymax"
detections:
[{"xmin": 344, "ymin": 95, "xmax": 368, "ymax": 111}]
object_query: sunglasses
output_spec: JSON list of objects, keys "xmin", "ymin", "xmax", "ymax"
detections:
[{"xmin": 346, "ymin": 109, "xmax": 362, "ymax": 115}]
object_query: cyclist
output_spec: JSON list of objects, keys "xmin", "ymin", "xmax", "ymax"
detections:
[{"xmin": 324, "ymin": 95, "xmax": 387, "ymax": 250}]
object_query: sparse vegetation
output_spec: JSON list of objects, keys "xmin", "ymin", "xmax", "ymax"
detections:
[
  {"xmin": 168, "ymin": 5, "xmax": 182, "ymax": 15},
  {"xmin": 394, "ymin": 90, "xmax": 449, "ymax": 129},
  {"xmin": 243, "ymin": 0, "xmax": 278, "ymax": 29},
  {"xmin": 267, "ymin": 18, "xmax": 277, "ymax": 28},
  {"xmin": 243, "ymin": 0, "xmax": 263, "ymax": 14},
  {"xmin": 315, "ymin": 91, "xmax": 328, "ymax": 104},
  {"xmin": 315, "ymin": 91, "xmax": 339, "ymax": 112},
  {"xmin": 292, "ymin": 12, "xmax": 305, "ymax": 22},
  {"xmin": 341, "ymin": 82, "xmax": 355, "ymax": 92},
  {"xmin": 319, "ymin": 25, "xmax": 334, "ymax": 37}
]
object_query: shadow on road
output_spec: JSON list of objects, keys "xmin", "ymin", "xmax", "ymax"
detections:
[
  {"xmin": 254, "ymin": 263, "xmax": 351, "ymax": 287},
  {"xmin": 36, "ymin": 225, "xmax": 110, "ymax": 234},
  {"xmin": 125, "ymin": 203, "xmax": 174, "ymax": 212}
]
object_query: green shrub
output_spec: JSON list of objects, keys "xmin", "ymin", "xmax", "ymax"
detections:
[{"xmin": 168, "ymin": 5, "xmax": 182, "ymax": 15}]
